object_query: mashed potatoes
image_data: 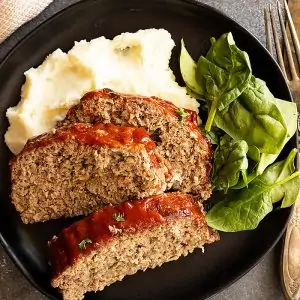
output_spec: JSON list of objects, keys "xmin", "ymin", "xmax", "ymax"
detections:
[{"xmin": 5, "ymin": 29, "xmax": 199, "ymax": 154}]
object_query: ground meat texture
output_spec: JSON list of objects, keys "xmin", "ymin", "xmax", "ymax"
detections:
[
  {"xmin": 58, "ymin": 89, "xmax": 213, "ymax": 200},
  {"xmin": 10, "ymin": 123, "xmax": 170, "ymax": 223},
  {"xmin": 49, "ymin": 193, "xmax": 219, "ymax": 300}
]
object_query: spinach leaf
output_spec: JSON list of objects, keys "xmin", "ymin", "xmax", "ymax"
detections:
[
  {"xmin": 196, "ymin": 33, "xmax": 252, "ymax": 131},
  {"xmin": 226, "ymin": 98, "xmax": 296, "ymax": 189},
  {"xmin": 232, "ymin": 98, "xmax": 297, "ymax": 187},
  {"xmin": 232, "ymin": 156, "xmax": 260, "ymax": 189},
  {"xmin": 214, "ymin": 145, "xmax": 260, "ymax": 191},
  {"xmin": 186, "ymin": 86, "xmax": 204, "ymax": 101},
  {"xmin": 281, "ymin": 172, "xmax": 300, "ymax": 208},
  {"xmin": 232, "ymin": 172, "xmax": 257, "ymax": 189},
  {"xmin": 180, "ymin": 40, "xmax": 203, "ymax": 95},
  {"xmin": 203, "ymin": 129, "xmax": 220, "ymax": 145},
  {"xmin": 229, "ymin": 145, "xmax": 260, "ymax": 190},
  {"xmin": 247, "ymin": 145, "xmax": 260, "ymax": 162},
  {"xmin": 206, "ymin": 191, "xmax": 273, "ymax": 232},
  {"xmin": 199, "ymin": 125, "xmax": 223, "ymax": 145},
  {"xmin": 275, "ymin": 98, "xmax": 297, "ymax": 138},
  {"xmin": 264, "ymin": 149, "xmax": 300, "ymax": 208},
  {"xmin": 257, "ymin": 98, "xmax": 297, "ymax": 174},
  {"xmin": 206, "ymin": 149, "xmax": 300, "ymax": 232},
  {"xmin": 214, "ymin": 77, "xmax": 288, "ymax": 154},
  {"xmin": 212, "ymin": 135, "xmax": 248, "ymax": 192}
]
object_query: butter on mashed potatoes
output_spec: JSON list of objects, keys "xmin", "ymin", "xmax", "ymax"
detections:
[{"xmin": 5, "ymin": 28, "xmax": 199, "ymax": 154}]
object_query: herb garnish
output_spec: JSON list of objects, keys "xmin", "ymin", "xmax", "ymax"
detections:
[
  {"xmin": 112, "ymin": 212, "xmax": 125, "ymax": 222},
  {"xmin": 176, "ymin": 108, "xmax": 189, "ymax": 125},
  {"xmin": 78, "ymin": 238, "xmax": 92, "ymax": 251}
]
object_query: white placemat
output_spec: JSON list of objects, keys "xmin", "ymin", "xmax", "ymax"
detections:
[{"xmin": 0, "ymin": 0, "xmax": 53, "ymax": 42}]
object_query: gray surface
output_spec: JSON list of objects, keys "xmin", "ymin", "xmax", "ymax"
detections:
[{"xmin": 0, "ymin": 0, "xmax": 286, "ymax": 299}]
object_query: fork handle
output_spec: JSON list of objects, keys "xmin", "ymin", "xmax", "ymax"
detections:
[
  {"xmin": 281, "ymin": 114, "xmax": 300, "ymax": 300},
  {"xmin": 282, "ymin": 199, "xmax": 300, "ymax": 300}
]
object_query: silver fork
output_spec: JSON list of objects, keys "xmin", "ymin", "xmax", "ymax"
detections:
[{"xmin": 265, "ymin": 1, "xmax": 300, "ymax": 300}]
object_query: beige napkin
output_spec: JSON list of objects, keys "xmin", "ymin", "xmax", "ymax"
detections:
[{"xmin": 0, "ymin": 0, "xmax": 53, "ymax": 42}]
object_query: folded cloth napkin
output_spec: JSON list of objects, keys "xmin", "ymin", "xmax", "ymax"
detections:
[{"xmin": 0, "ymin": 0, "xmax": 53, "ymax": 42}]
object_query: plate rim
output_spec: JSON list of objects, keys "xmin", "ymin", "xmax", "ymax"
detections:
[{"xmin": 0, "ymin": 0, "xmax": 293, "ymax": 299}]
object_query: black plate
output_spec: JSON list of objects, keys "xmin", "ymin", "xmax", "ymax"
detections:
[{"xmin": 0, "ymin": 0, "xmax": 293, "ymax": 299}]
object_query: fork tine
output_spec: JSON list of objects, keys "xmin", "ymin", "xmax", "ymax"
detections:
[
  {"xmin": 277, "ymin": 1, "xmax": 299, "ymax": 81},
  {"xmin": 269, "ymin": 4, "xmax": 288, "ymax": 79},
  {"xmin": 283, "ymin": 0, "xmax": 300, "ymax": 68},
  {"xmin": 264, "ymin": 8, "xmax": 273, "ymax": 56}
]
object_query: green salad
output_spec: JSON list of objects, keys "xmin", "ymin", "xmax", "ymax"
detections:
[{"xmin": 180, "ymin": 32, "xmax": 300, "ymax": 232}]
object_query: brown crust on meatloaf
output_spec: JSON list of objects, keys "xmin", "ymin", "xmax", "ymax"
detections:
[
  {"xmin": 49, "ymin": 192, "xmax": 219, "ymax": 300},
  {"xmin": 57, "ymin": 89, "xmax": 213, "ymax": 200},
  {"xmin": 10, "ymin": 123, "xmax": 170, "ymax": 223}
]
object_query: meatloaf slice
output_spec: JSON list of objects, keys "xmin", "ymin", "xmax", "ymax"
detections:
[
  {"xmin": 58, "ymin": 89, "xmax": 213, "ymax": 199},
  {"xmin": 10, "ymin": 123, "xmax": 171, "ymax": 223},
  {"xmin": 49, "ymin": 192, "xmax": 219, "ymax": 300}
]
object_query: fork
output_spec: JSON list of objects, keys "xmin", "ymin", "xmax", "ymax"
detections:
[{"xmin": 265, "ymin": 1, "xmax": 300, "ymax": 299}]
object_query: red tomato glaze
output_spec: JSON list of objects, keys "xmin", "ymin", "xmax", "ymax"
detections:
[{"xmin": 21, "ymin": 123, "xmax": 156, "ymax": 154}]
